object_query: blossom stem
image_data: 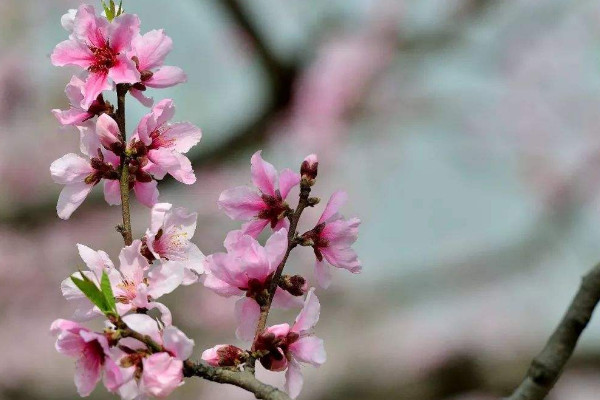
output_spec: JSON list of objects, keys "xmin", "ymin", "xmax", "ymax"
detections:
[
  {"xmin": 115, "ymin": 84, "xmax": 133, "ymax": 246},
  {"xmin": 506, "ymin": 261, "xmax": 600, "ymax": 399},
  {"xmin": 250, "ymin": 183, "xmax": 312, "ymax": 360}
]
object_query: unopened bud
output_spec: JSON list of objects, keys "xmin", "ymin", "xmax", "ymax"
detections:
[
  {"xmin": 279, "ymin": 274, "xmax": 308, "ymax": 296},
  {"xmin": 202, "ymin": 345, "xmax": 245, "ymax": 367},
  {"xmin": 301, "ymin": 154, "xmax": 318, "ymax": 186}
]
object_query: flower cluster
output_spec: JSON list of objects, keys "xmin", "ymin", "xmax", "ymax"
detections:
[
  {"xmin": 200, "ymin": 152, "xmax": 362, "ymax": 397},
  {"xmin": 50, "ymin": 3, "xmax": 361, "ymax": 400},
  {"xmin": 50, "ymin": 4, "xmax": 199, "ymax": 219}
]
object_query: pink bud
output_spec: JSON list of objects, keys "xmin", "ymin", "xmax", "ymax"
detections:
[
  {"xmin": 96, "ymin": 114, "xmax": 123, "ymax": 152},
  {"xmin": 301, "ymin": 154, "xmax": 318, "ymax": 184},
  {"xmin": 202, "ymin": 345, "xmax": 245, "ymax": 367}
]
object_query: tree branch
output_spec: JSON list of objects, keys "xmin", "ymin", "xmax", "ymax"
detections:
[
  {"xmin": 115, "ymin": 84, "xmax": 133, "ymax": 246},
  {"xmin": 114, "ymin": 318, "xmax": 291, "ymax": 400},
  {"xmin": 506, "ymin": 261, "xmax": 600, "ymax": 400}
]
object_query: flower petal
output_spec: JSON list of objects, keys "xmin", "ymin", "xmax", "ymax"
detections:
[
  {"xmin": 292, "ymin": 288, "xmax": 320, "ymax": 334},
  {"xmin": 284, "ymin": 359, "xmax": 304, "ymax": 399},
  {"xmin": 108, "ymin": 55, "xmax": 140, "ymax": 84},
  {"xmin": 289, "ymin": 336, "xmax": 326, "ymax": 367},
  {"xmin": 162, "ymin": 326, "xmax": 194, "ymax": 360},
  {"xmin": 50, "ymin": 153, "xmax": 94, "ymax": 185},
  {"xmin": 218, "ymin": 186, "xmax": 266, "ymax": 220},
  {"xmin": 234, "ymin": 297, "xmax": 261, "ymax": 342},
  {"xmin": 314, "ymin": 259, "xmax": 332, "ymax": 289},
  {"xmin": 103, "ymin": 180, "xmax": 121, "ymax": 205},
  {"xmin": 134, "ymin": 180, "xmax": 159, "ymax": 207},
  {"xmin": 250, "ymin": 150, "xmax": 277, "ymax": 196},
  {"xmin": 51, "ymin": 39, "xmax": 94, "ymax": 68},
  {"xmin": 57, "ymin": 182, "xmax": 94, "ymax": 220},
  {"xmin": 278, "ymin": 168, "xmax": 300, "ymax": 199},
  {"xmin": 145, "ymin": 66, "xmax": 187, "ymax": 88},
  {"xmin": 131, "ymin": 29, "xmax": 172, "ymax": 71}
]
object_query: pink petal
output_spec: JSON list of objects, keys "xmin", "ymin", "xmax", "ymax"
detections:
[
  {"xmin": 122, "ymin": 314, "xmax": 162, "ymax": 344},
  {"xmin": 141, "ymin": 353, "xmax": 182, "ymax": 398},
  {"xmin": 292, "ymin": 288, "xmax": 320, "ymax": 334},
  {"xmin": 289, "ymin": 336, "xmax": 326, "ymax": 366},
  {"xmin": 51, "ymin": 39, "xmax": 94, "ymax": 68},
  {"xmin": 78, "ymin": 122, "xmax": 101, "ymax": 157},
  {"xmin": 96, "ymin": 114, "xmax": 121, "ymax": 148},
  {"xmin": 50, "ymin": 153, "xmax": 94, "ymax": 184},
  {"xmin": 134, "ymin": 180, "xmax": 159, "ymax": 207},
  {"xmin": 149, "ymin": 202, "xmax": 172, "ymax": 233},
  {"xmin": 108, "ymin": 55, "xmax": 140, "ymax": 84},
  {"xmin": 148, "ymin": 301, "xmax": 173, "ymax": 326},
  {"xmin": 201, "ymin": 273, "xmax": 244, "ymax": 297},
  {"xmin": 81, "ymin": 72, "xmax": 111, "ymax": 109},
  {"xmin": 145, "ymin": 66, "xmax": 187, "ymax": 88},
  {"xmin": 278, "ymin": 168, "xmax": 300, "ymax": 199},
  {"xmin": 265, "ymin": 228, "xmax": 288, "ymax": 269},
  {"xmin": 74, "ymin": 350, "xmax": 102, "ymax": 396},
  {"xmin": 52, "ymin": 108, "xmax": 92, "ymax": 126},
  {"xmin": 77, "ymin": 244, "xmax": 114, "ymax": 277},
  {"xmin": 162, "ymin": 122, "xmax": 202, "ymax": 153},
  {"xmin": 234, "ymin": 297, "xmax": 261, "ymax": 341},
  {"xmin": 108, "ymin": 13, "xmax": 140, "ymax": 54},
  {"xmin": 265, "ymin": 323, "xmax": 291, "ymax": 338},
  {"xmin": 201, "ymin": 345, "xmax": 226, "ymax": 367},
  {"xmin": 72, "ymin": 5, "xmax": 107, "ymax": 48},
  {"xmin": 102, "ymin": 358, "xmax": 123, "ymax": 393},
  {"xmin": 272, "ymin": 288, "xmax": 303, "ymax": 309},
  {"xmin": 320, "ymin": 245, "xmax": 361, "ymax": 273},
  {"xmin": 152, "ymin": 98, "xmax": 176, "ymax": 128},
  {"xmin": 218, "ymin": 186, "xmax": 266, "ymax": 220},
  {"xmin": 118, "ymin": 240, "xmax": 149, "ymax": 283},
  {"xmin": 103, "ymin": 180, "xmax": 121, "ymax": 205},
  {"xmin": 131, "ymin": 30, "xmax": 172, "ymax": 71},
  {"xmin": 150, "ymin": 150, "xmax": 195, "ymax": 184},
  {"xmin": 284, "ymin": 359, "xmax": 304, "ymax": 399},
  {"xmin": 61, "ymin": 9, "xmax": 77, "ymax": 33},
  {"xmin": 162, "ymin": 326, "xmax": 194, "ymax": 360},
  {"xmin": 240, "ymin": 219, "xmax": 269, "ymax": 238},
  {"xmin": 318, "ymin": 190, "xmax": 348, "ymax": 224},
  {"xmin": 130, "ymin": 88, "xmax": 154, "ymax": 107},
  {"xmin": 147, "ymin": 261, "xmax": 184, "ymax": 299},
  {"xmin": 250, "ymin": 150, "xmax": 277, "ymax": 196},
  {"xmin": 314, "ymin": 259, "xmax": 332, "ymax": 289},
  {"xmin": 57, "ymin": 182, "xmax": 94, "ymax": 220}
]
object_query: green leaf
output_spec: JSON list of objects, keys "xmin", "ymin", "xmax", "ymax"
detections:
[
  {"xmin": 100, "ymin": 271, "xmax": 117, "ymax": 314},
  {"xmin": 102, "ymin": 0, "xmax": 115, "ymax": 21},
  {"xmin": 117, "ymin": 0, "xmax": 124, "ymax": 17},
  {"xmin": 72, "ymin": 273, "xmax": 111, "ymax": 313}
]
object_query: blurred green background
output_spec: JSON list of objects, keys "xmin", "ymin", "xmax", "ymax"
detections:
[{"xmin": 3, "ymin": 0, "xmax": 600, "ymax": 399}]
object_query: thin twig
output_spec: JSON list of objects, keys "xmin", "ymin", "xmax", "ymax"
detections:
[
  {"xmin": 506, "ymin": 262, "xmax": 600, "ymax": 400},
  {"xmin": 115, "ymin": 84, "xmax": 133, "ymax": 246}
]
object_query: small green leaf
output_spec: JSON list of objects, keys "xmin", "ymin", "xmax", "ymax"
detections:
[
  {"xmin": 71, "ymin": 273, "xmax": 111, "ymax": 313},
  {"xmin": 100, "ymin": 271, "xmax": 117, "ymax": 313},
  {"xmin": 102, "ymin": 0, "xmax": 115, "ymax": 21},
  {"xmin": 117, "ymin": 0, "xmax": 124, "ymax": 17}
]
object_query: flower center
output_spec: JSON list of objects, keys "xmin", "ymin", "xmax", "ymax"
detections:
[
  {"xmin": 153, "ymin": 227, "xmax": 188, "ymax": 260},
  {"xmin": 88, "ymin": 44, "xmax": 118, "ymax": 74},
  {"xmin": 149, "ymin": 128, "xmax": 176, "ymax": 150},
  {"xmin": 258, "ymin": 191, "xmax": 289, "ymax": 228}
]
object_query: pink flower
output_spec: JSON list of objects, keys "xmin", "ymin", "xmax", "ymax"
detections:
[
  {"xmin": 50, "ymin": 143, "xmax": 119, "ymax": 220},
  {"xmin": 201, "ymin": 345, "xmax": 245, "ymax": 367},
  {"xmin": 202, "ymin": 229, "xmax": 303, "ymax": 341},
  {"xmin": 301, "ymin": 190, "xmax": 361, "ymax": 288},
  {"xmin": 52, "ymin": 75, "xmax": 112, "ymax": 126},
  {"xmin": 143, "ymin": 203, "xmax": 205, "ymax": 285},
  {"xmin": 51, "ymin": 4, "xmax": 141, "ymax": 109},
  {"xmin": 112, "ymin": 240, "xmax": 184, "ymax": 325},
  {"xmin": 254, "ymin": 288, "xmax": 326, "ymax": 399},
  {"xmin": 51, "ymin": 319, "xmax": 122, "ymax": 397},
  {"xmin": 127, "ymin": 30, "xmax": 187, "ymax": 106},
  {"xmin": 113, "ymin": 314, "xmax": 193, "ymax": 399},
  {"xmin": 96, "ymin": 113, "xmax": 124, "ymax": 152},
  {"xmin": 131, "ymin": 99, "xmax": 202, "ymax": 184},
  {"xmin": 218, "ymin": 151, "xmax": 301, "ymax": 237}
]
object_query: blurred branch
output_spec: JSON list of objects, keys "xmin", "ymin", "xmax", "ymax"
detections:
[{"xmin": 506, "ymin": 262, "xmax": 600, "ymax": 400}]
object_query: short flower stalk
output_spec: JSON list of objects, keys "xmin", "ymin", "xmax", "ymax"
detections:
[{"xmin": 49, "ymin": 3, "xmax": 360, "ymax": 400}]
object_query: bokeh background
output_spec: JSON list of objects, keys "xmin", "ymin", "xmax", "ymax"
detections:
[{"xmin": 3, "ymin": 0, "xmax": 600, "ymax": 399}]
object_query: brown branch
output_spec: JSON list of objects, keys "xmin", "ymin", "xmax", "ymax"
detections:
[
  {"xmin": 114, "ymin": 318, "xmax": 291, "ymax": 400},
  {"xmin": 115, "ymin": 84, "xmax": 133, "ymax": 246},
  {"xmin": 506, "ymin": 261, "xmax": 600, "ymax": 400}
]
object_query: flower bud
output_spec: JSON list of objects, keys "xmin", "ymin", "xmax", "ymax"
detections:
[
  {"xmin": 96, "ymin": 114, "xmax": 123, "ymax": 152},
  {"xmin": 279, "ymin": 274, "xmax": 308, "ymax": 296},
  {"xmin": 301, "ymin": 154, "xmax": 318, "ymax": 185},
  {"xmin": 202, "ymin": 345, "xmax": 245, "ymax": 367}
]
